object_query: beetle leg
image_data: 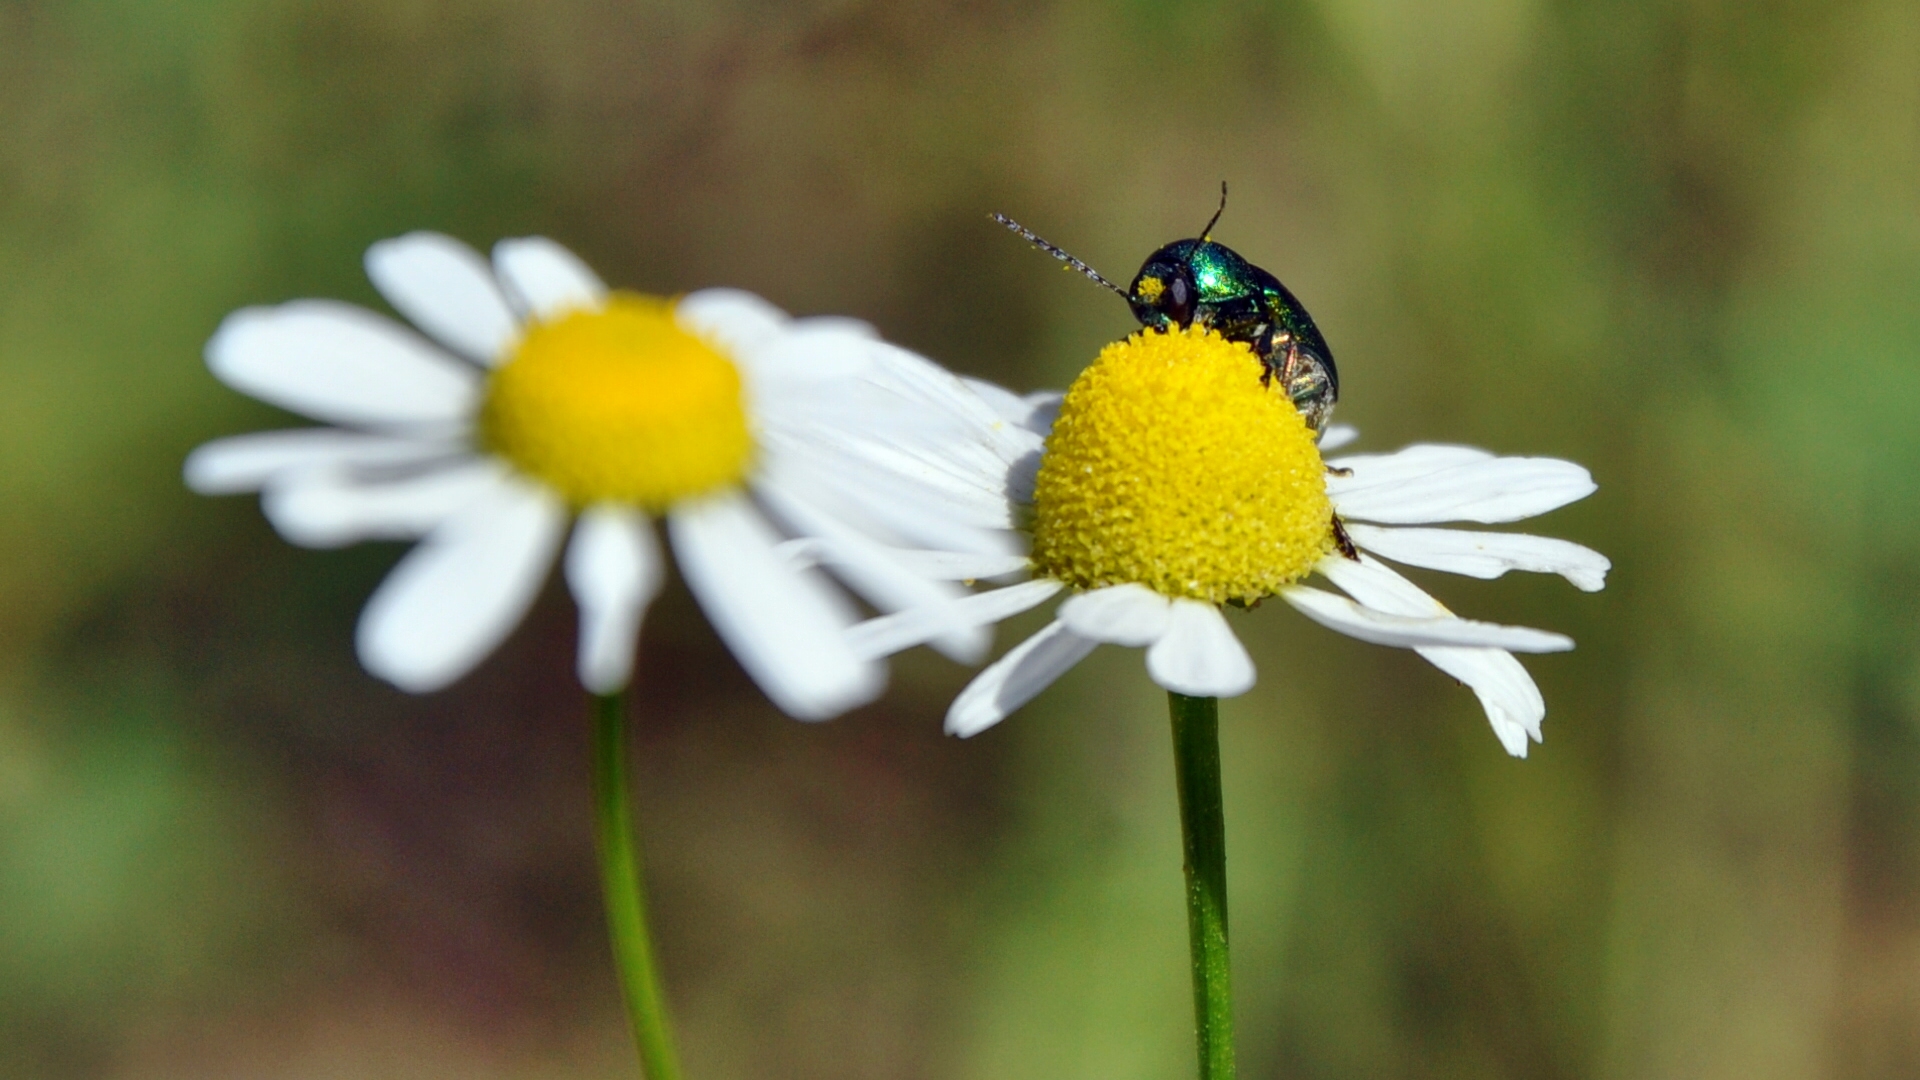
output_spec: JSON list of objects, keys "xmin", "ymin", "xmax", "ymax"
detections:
[
  {"xmin": 1281, "ymin": 341, "xmax": 1336, "ymax": 434},
  {"xmin": 1331, "ymin": 515, "xmax": 1360, "ymax": 561}
]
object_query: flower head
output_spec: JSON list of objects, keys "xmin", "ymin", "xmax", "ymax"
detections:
[
  {"xmin": 479, "ymin": 295, "xmax": 753, "ymax": 507},
  {"xmin": 1030, "ymin": 324, "xmax": 1333, "ymax": 602},
  {"xmin": 187, "ymin": 233, "xmax": 1006, "ymax": 717},
  {"xmin": 847, "ymin": 326, "xmax": 1609, "ymax": 756}
]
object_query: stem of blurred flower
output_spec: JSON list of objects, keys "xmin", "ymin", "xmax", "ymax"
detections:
[
  {"xmin": 593, "ymin": 692, "xmax": 683, "ymax": 1080},
  {"xmin": 1169, "ymin": 691, "xmax": 1235, "ymax": 1080}
]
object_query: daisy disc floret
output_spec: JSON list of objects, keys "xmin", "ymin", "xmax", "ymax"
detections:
[
  {"xmin": 1031, "ymin": 325, "xmax": 1333, "ymax": 603},
  {"xmin": 186, "ymin": 233, "xmax": 1009, "ymax": 715},
  {"xmin": 480, "ymin": 295, "xmax": 752, "ymax": 508}
]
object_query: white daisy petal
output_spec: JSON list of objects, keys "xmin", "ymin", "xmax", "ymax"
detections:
[
  {"xmin": 1418, "ymin": 646, "xmax": 1544, "ymax": 757},
  {"xmin": 774, "ymin": 538, "xmax": 1030, "ymax": 582},
  {"xmin": 1314, "ymin": 553, "xmax": 1550, "ymax": 753},
  {"xmin": 848, "ymin": 547, "xmax": 1032, "ymax": 582},
  {"xmin": 762, "ymin": 346, "xmax": 1033, "ymax": 454},
  {"xmin": 183, "ymin": 429, "xmax": 462, "ymax": 495},
  {"xmin": 759, "ymin": 451, "xmax": 1028, "ymax": 560},
  {"xmin": 564, "ymin": 504, "xmax": 664, "ymax": 694},
  {"xmin": 1329, "ymin": 449, "xmax": 1596, "ymax": 525},
  {"xmin": 1326, "ymin": 443, "xmax": 1493, "ymax": 485},
  {"xmin": 1144, "ymin": 600, "xmax": 1257, "ymax": 697},
  {"xmin": 676, "ymin": 289, "xmax": 790, "ymax": 360},
  {"xmin": 783, "ymin": 313, "xmax": 887, "ymax": 355},
  {"xmin": 262, "ymin": 458, "xmax": 511, "ymax": 548},
  {"xmin": 945, "ymin": 379, "xmax": 1061, "ymax": 437},
  {"xmin": 945, "ymin": 620, "xmax": 1099, "ymax": 738},
  {"xmin": 751, "ymin": 336, "xmax": 1034, "ymax": 477},
  {"xmin": 668, "ymin": 491, "xmax": 883, "ymax": 720},
  {"xmin": 1315, "ymin": 550, "xmax": 1457, "ymax": 618},
  {"xmin": 493, "ymin": 237, "xmax": 608, "ymax": 322},
  {"xmin": 960, "ymin": 377, "xmax": 1031, "ymax": 425},
  {"xmin": 364, "ymin": 232, "xmax": 519, "ymax": 363},
  {"xmin": 355, "ymin": 478, "xmax": 567, "ymax": 693},
  {"xmin": 1281, "ymin": 585, "xmax": 1574, "ymax": 652},
  {"xmin": 754, "ymin": 480, "xmax": 988, "ymax": 663},
  {"xmin": 795, "ymin": 315, "xmax": 880, "ymax": 338},
  {"xmin": 954, "ymin": 378, "xmax": 1063, "ymax": 436},
  {"xmin": 1344, "ymin": 523, "xmax": 1610, "ymax": 591},
  {"xmin": 846, "ymin": 579, "xmax": 1063, "ymax": 663},
  {"xmin": 206, "ymin": 301, "xmax": 481, "ymax": 430},
  {"xmin": 1057, "ymin": 584, "xmax": 1173, "ymax": 647},
  {"xmin": 1318, "ymin": 423, "xmax": 1360, "ymax": 451},
  {"xmin": 1020, "ymin": 390, "xmax": 1064, "ymax": 436},
  {"xmin": 867, "ymin": 344, "xmax": 1043, "ymax": 457},
  {"xmin": 744, "ymin": 326, "xmax": 910, "ymax": 397},
  {"xmin": 744, "ymin": 321, "xmax": 889, "ymax": 389},
  {"xmin": 758, "ymin": 430, "xmax": 1025, "ymax": 532}
]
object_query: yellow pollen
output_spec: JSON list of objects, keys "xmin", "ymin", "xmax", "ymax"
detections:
[
  {"xmin": 1030, "ymin": 325, "xmax": 1335, "ymax": 604},
  {"xmin": 479, "ymin": 293, "xmax": 751, "ymax": 509},
  {"xmin": 1136, "ymin": 275, "xmax": 1166, "ymax": 303}
]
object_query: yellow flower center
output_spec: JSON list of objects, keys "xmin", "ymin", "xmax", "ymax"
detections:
[
  {"xmin": 1030, "ymin": 325, "xmax": 1334, "ymax": 604},
  {"xmin": 479, "ymin": 294, "xmax": 752, "ymax": 509}
]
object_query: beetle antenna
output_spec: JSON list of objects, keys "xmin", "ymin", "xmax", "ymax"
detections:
[
  {"xmin": 1199, "ymin": 181, "xmax": 1228, "ymax": 241},
  {"xmin": 990, "ymin": 213, "xmax": 1129, "ymax": 298}
]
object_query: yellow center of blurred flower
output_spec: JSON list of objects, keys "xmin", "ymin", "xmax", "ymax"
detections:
[
  {"xmin": 480, "ymin": 294, "xmax": 752, "ymax": 508},
  {"xmin": 1030, "ymin": 325, "xmax": 1334, "ymax": 604}
]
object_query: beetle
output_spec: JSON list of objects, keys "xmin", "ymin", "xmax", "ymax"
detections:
[{"xmin": 992, "ymin": 183, "xmax": 1338, "ymax": 433}]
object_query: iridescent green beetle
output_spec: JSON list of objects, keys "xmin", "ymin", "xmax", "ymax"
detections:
[{"xmin": 992, "ymin": 184, "xmax": 1339, "ymax": 433}]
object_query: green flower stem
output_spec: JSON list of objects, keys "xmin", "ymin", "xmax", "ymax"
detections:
[
  {"xmin": 592, "ymin": 692, "xmax": 683, "ymax": 1080},
  {"xmin": 1168, "ymin": 691, "xmax": 1235, "ymax": 1080}
]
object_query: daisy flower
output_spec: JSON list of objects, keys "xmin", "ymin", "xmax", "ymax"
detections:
[
  {"xmin": 185, "ymin": 232, "xmax": 1010, "ymax": 717},
  {"xmin": 844, "ymin": 324, "xmax": 1609, "ymax": 756}
]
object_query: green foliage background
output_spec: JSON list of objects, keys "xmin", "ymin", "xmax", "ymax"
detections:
[{"xmin": 2, "ymin": 1, "xmax": 1917, "ymax": 1077}]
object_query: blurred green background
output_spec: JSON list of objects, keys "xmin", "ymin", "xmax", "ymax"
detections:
[{"xmin": 3, "ymin": 1, "xmax": 1918, "ymax": 1077}]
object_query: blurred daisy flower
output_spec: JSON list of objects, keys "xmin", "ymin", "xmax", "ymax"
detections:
[
  {"xmin": 186, "ymin": 232, "xmax": 1009, "ymax": 717},
  {"xmin": 844, "ymin": 325, "xmax": 1609, "ymax": 756}
]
